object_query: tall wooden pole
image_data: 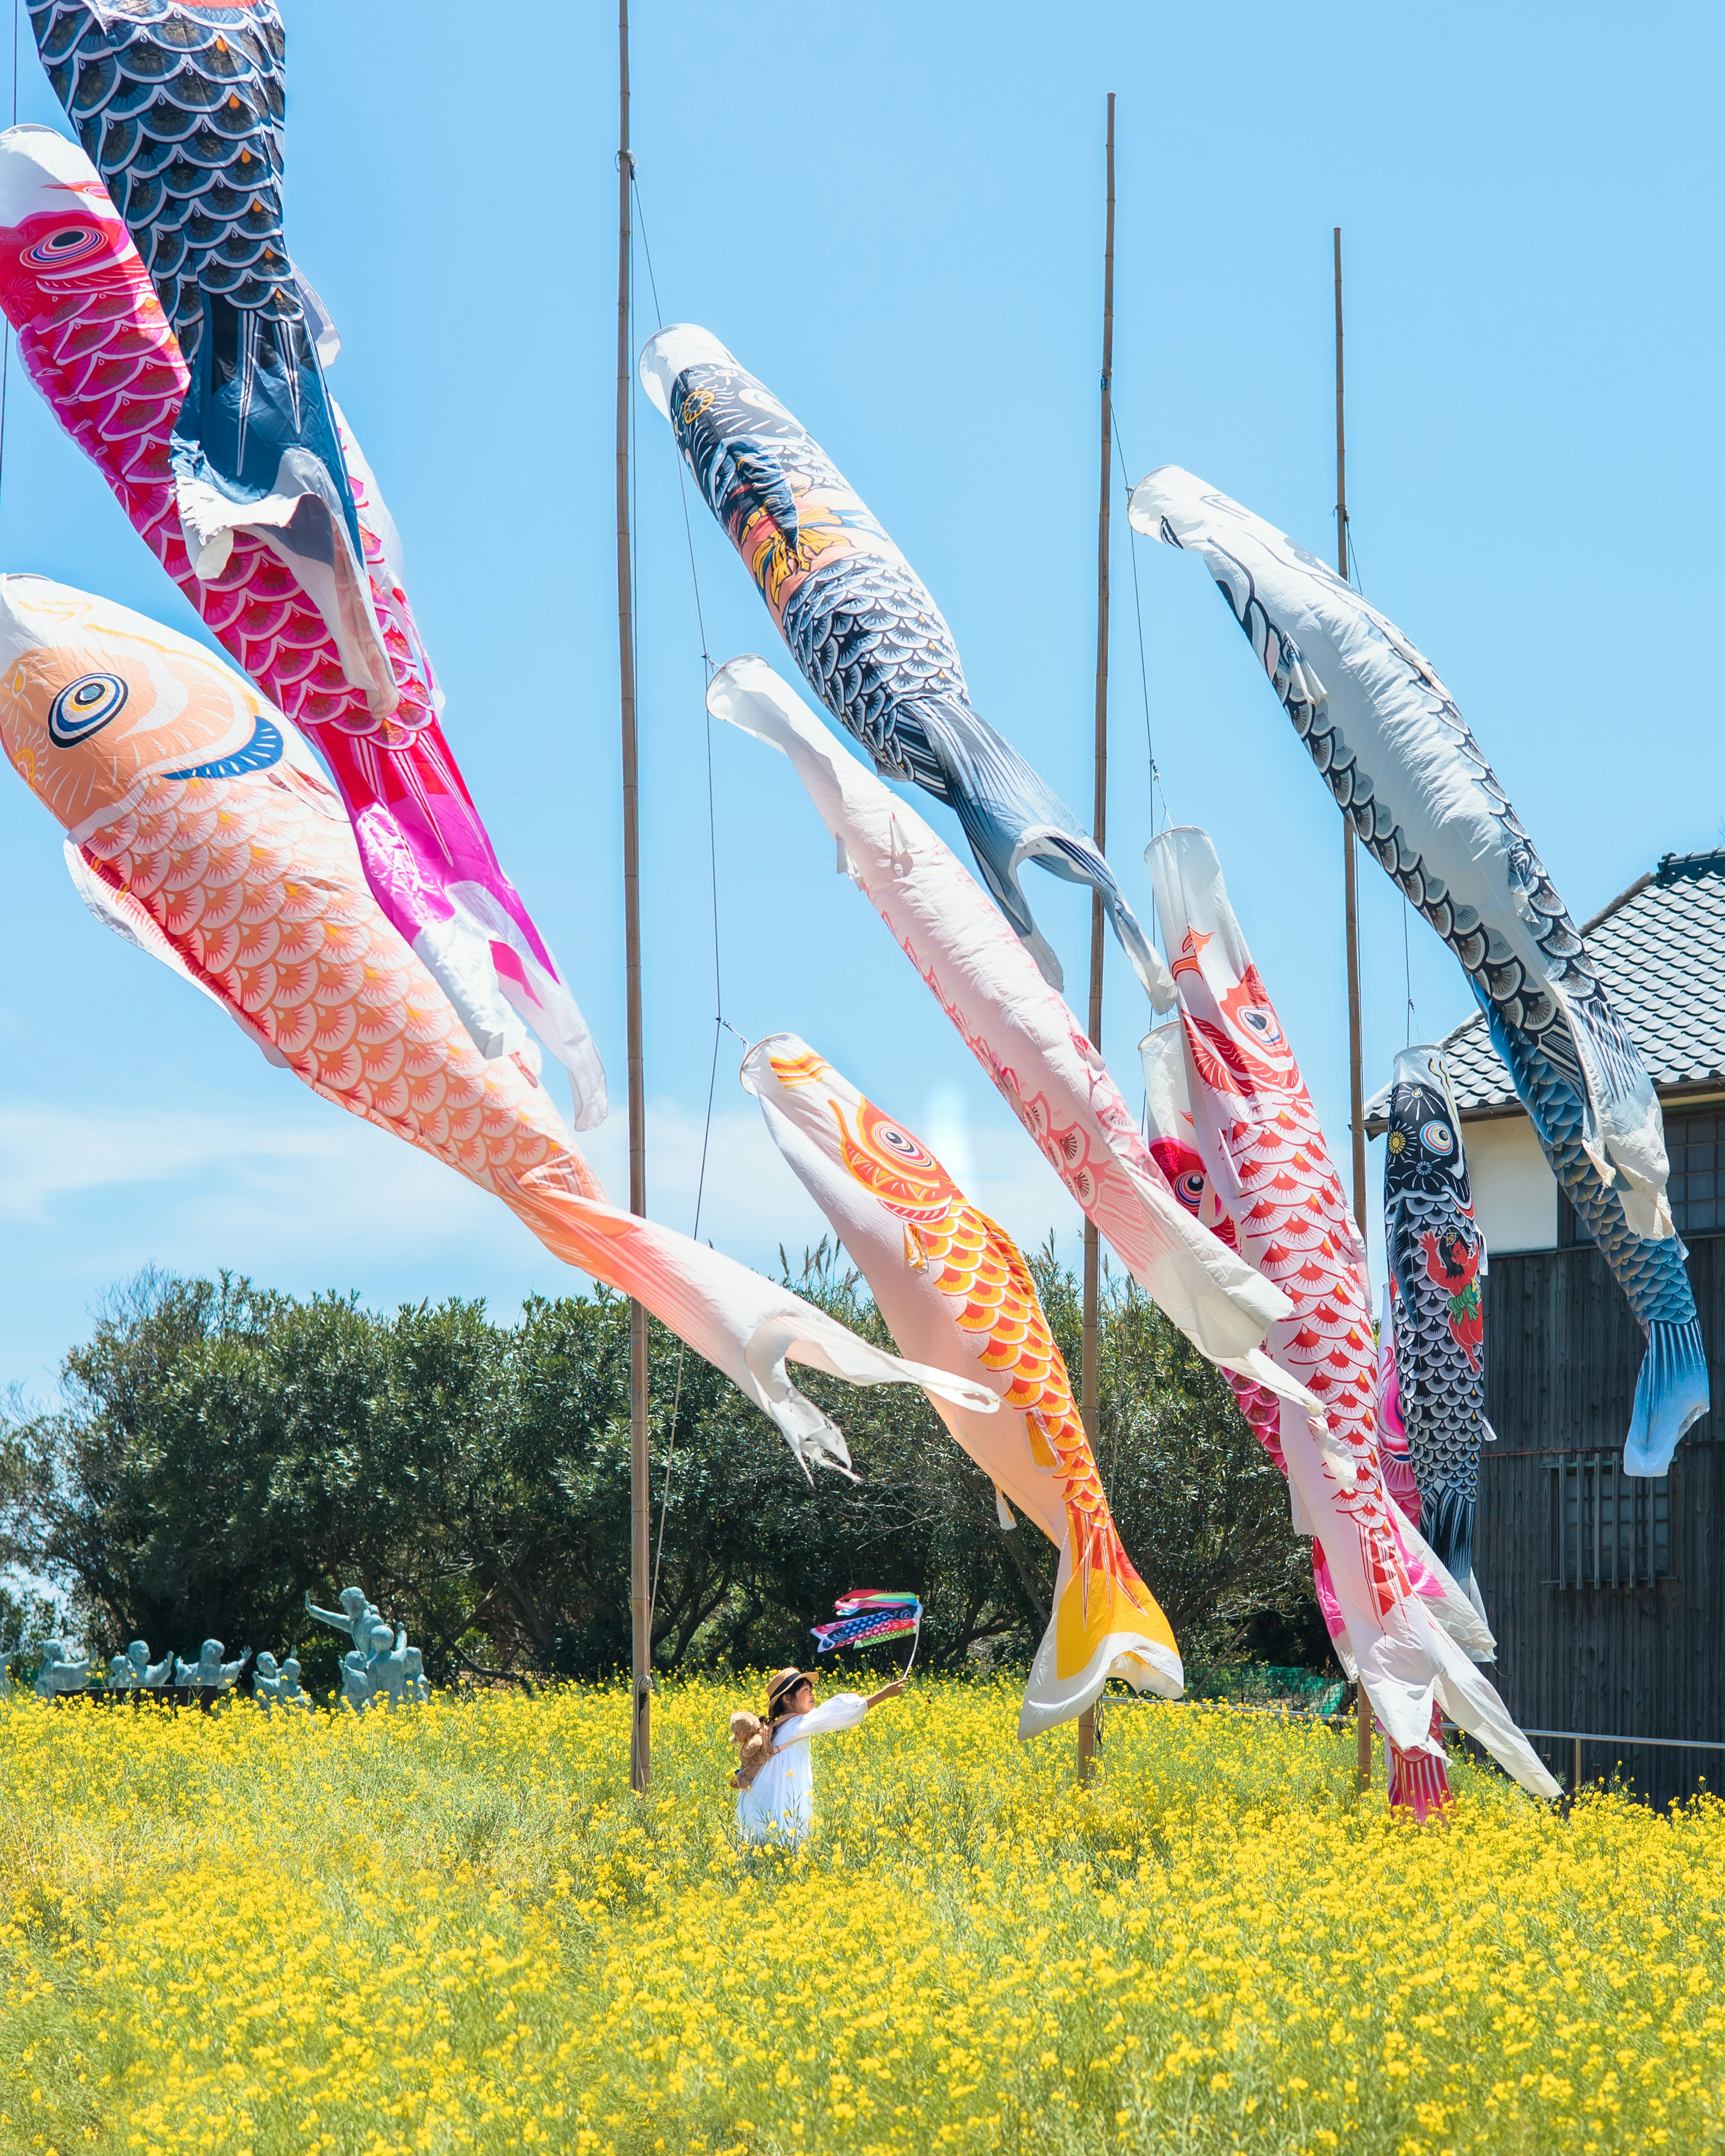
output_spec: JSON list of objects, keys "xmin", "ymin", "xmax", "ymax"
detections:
[
  {"xmin": 1078, "ymin": 91, "xmax": 1116, "ymax": 1787},
  {"xmin": 617, "ymin": 0, "xmax": 650, "ymax": 1797},
  {"xmin": 1335, "ymin": 225, "xmax": 1371, "ymax": 1794}
]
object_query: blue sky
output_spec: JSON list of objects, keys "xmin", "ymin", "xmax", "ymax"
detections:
[{"xmin": 0, "ymin": 1, "xmax": 1720, "ymax": 1399}]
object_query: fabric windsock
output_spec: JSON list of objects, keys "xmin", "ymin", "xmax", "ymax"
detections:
[
  {"xmin": 743, "ymin": 1033, "xmax": 1180, "ymax": 1736},
  {"xmin": 1141, "ymin": 1034, "xmax": 1494, "ymax": 1689},
  {"xmin": 708, "ymin": 655, "xmax": 1316, "ymax": 1416},
  {"xmin": 1142, "ymin": 823, "xmax": 1555, "ymax": 1801},
  {"xmin": 1130, "ymin": 465, "xmax": 1703, "ymax": 1480},
  {"xmin": 0, "ymin": 124, "xmax": 606, "ymax": 1129},
  {"xmin": 1384, "ymin": 1044, "xmax": 1497, "ymax": 1627},
  {"xmin": 27, "ymin": 2, "xmax": 385, "ymax": 697},
  {"xmin": 0, "ymin": 575, "xmax": 997, "ymax": 1478},
  {"xmin": 642, "ymin": 326, "xmax": 1168, "ymax": 1006},
  {"xmin": 1376, "ymin": 1281, "xmax": 1424, "ymax": 1531}
]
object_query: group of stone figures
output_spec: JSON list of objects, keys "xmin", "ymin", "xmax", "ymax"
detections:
[{"xmin": 21, "ymin": 1588, "xmax": 429, "ymax": 1715}]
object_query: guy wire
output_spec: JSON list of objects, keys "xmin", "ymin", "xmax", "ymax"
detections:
[{"xmin": 634, "ymin": 174, "xmax": 725, "ymax": 1640}]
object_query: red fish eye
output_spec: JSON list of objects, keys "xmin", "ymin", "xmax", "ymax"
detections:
[
  {"xmin": 1176, "ymin": 1172, "xmax": 1205, "ymax": 1208},
  {"xmin": 877, "ymin": 1125, "xmax": 924, "ymax": 1160}
]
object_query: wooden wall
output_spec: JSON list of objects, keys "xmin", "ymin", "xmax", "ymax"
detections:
[{"xmin": 1479, "ymin": 1236, "xmax": 1724, "ymax": 1806}]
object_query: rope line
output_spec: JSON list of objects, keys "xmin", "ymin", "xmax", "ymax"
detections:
[
  {"xmin": 633, "ymin": 172, "xmax": 727, "ymax": 1647},
  {"xmin": 1110, "ymin": 411, "xmax": 1168, "ymax": 833}
]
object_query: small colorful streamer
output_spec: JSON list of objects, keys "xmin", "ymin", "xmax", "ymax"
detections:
[{"xmin": 811, "ymin": 1590, "xmax": 922, "ymax": 1671}]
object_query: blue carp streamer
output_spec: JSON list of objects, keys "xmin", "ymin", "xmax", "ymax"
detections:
[
  {"xmin": 30, "ymin": 0, "xmax": 370, "ymax": 679},
  {"xmin": 641, "ymin": 326, "xmax": 1170, "ymax": 1007},
  {"xmin": 811, "ymin": 1591, "xmax": 921, "ymax": 1655},
  {"xmin": 1384, "ymin": 1046, "xmax": 1495, "ymax": 1612}
]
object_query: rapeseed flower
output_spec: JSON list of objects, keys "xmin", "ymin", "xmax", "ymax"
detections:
[{"xmin": 0, "ymin": 1679, "xmax": 1718, "ymax": 2152}]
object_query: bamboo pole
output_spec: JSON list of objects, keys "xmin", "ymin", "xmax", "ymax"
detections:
[
  {"xmin": 1335, "ymin": 225, "xmax": 1371, "ymax": 1796},
  {"xmin": 617, "ymin": 0, "xmax": 650, "ymax": 1797},
  {"xmin": 1079, "ymin": 92, "xmax": 1116, "ymax": 1787}
]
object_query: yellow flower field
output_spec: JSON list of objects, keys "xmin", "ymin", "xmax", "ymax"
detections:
[{"xmin": 0, "ymin": 1678, "xmax": 1720, "ymax": 2155}]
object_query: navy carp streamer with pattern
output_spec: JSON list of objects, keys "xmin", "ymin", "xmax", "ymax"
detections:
[
  {"xmin": 1131, "ymin": 466, "xmax": 1707, "ymax": 1478},
  {"xmin": 28, "ymin": 0, "xmax": 385, "ymax": 701},
  {"xmin": 1383, "ymin": 1045, "xmax": 1496, "ymax": 1615},
  {"xmin": 641, "ymin": 325, "xmax": 1172, "ymax": 1007}
]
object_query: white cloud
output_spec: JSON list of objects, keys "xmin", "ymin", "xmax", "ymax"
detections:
[
  {"xmin": 0, "ymin": 1070, "xmax": 1090, "ymax": 1400},
  {"xmin": 0, "ymin": 1105, "xmax": 335, "ymax": 1224}
]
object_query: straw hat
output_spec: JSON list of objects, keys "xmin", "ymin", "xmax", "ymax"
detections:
[{"xmin": 768, "ymin": 1666, "xmax": 812, "ymax": 1712}]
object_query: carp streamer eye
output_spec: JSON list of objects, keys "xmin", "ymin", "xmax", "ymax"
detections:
[
  {"xmin": 1176, "ymin": 1170, "xmax": 1206, "ymax": 1210},
  {"xmin": 1420, "ymin": 1118, "xmax": 1456, "ymax": 1156},
  {"xmin": 874, "ymin": 1122, "xmax": 932, "ymax": 1166},
  {"xmin": 48, "ymin": 671, "xmax": 128, "ymax": 747},
  {"xmin": 27, "ymin": 225, "xmax": 106, "ymax": 268},
  {"xmin": 1239, "ymin": 1005, "xmax": 1284, "ymax": 1047},
  {"xmin": 871, "ymin": 1121, "xmax": 936, "ymax": 1173}
]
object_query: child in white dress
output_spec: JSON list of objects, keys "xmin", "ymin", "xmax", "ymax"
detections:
[{"xmin": 731, "ymin": 1665, "xmax": 905, "ymax": 1846}]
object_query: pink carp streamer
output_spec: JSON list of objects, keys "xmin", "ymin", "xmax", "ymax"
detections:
[
  {"xmin": 1141, "ymin": 825, "xmax": 1556, "ymax": 1809},
  {"xmin": 0, "ymin": 577, "xmax": 998, "ymax": 1478},
  {"xmin": 708, "ymin": 657, "xmax": 1309, "ymax": 1407},
  {"xmin": 0, "ymin": 125, "xmax": 605, "ymax": 1126}
]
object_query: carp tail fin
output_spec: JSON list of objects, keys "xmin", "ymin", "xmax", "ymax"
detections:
[{"xmin": 1624, "ymin": 1317, "xmax": 1709, "ymax": 1477}]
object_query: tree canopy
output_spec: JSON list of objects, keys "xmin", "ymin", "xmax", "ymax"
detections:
[{"xmin": 0, "ymin": 1249, "xmax": 1329, "ymax": 1696}]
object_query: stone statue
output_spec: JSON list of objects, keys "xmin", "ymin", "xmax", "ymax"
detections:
[
  {"xmin": 253, "ymin": 1650, "xmax": 314, "ymax": 1715},
  {"xmin": 304, "ymin": 1586, "xmax": 381, "ymax": 1662},
  {"xmin": 174, "ymin": 1639, "xmax": 248, "ymax": 1692},
  {"xmin": 111, "ymin": 1640, "xmax": 173, "ymax": 1691},
  {"xmin": 338, "ymin": 1640, "xmax": 376, "ymax": 1714},
  {"xmin": 368, "ymin": 1625, "xmax": 416, "ymax": 1709},
  {"xmin": 276, "ymin": 1655, "xmax": 312, "ymax": 1711},
  {"xmin": 34, "ymin": 1639, "xmax": 91, "ymax": 1696}
]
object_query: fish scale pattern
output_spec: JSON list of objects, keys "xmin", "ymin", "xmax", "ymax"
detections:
[
  {"xmin": 655, "ymin": 336, "xmax": 1163, "ymax": 998},
  {"xmin": 842, "ymin": 1112, "xmax": 1154, "ymax": 1614},
  {"xmin": 1381, "ymin": 856, "xmax": 1725, "ymax": 1116},
  {"xmin": 781, "ymin": 552, "xmax": 959, "ymax": 800},
  {"xmin": 0, "ymin": 145, "xmax": 595, "ymax": 1096},
  {"xmin": 1154, "ymin": 515, "xmax": 1704, "ymax": 1429},
  {"xmin": 29, "ymin": 0, "xmax": 292, "ymax": 358},
  {"xmin": 1384, "ymin": 1057, "xmax": 1489, "ymax": 1590},
  {"xmin": 77, "ymin": 767, "xmax": 577, "ymax": 1194}
]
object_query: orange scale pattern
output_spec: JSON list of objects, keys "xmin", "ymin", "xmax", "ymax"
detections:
[
  {"xmin": 850, "ymin": 1135, "xmax": 1157, "ymax": 1632},
  {"xmin": 71, "ymin": 766, "xmax": 594, "ymax": 1214}
]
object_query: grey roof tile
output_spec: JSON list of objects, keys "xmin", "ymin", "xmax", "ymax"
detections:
[{"xmin": 1363, "ymin": 849, "xmax": 1725, "ymax": 1126}]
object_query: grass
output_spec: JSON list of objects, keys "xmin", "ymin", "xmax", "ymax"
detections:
[{"xmin": 0, "ymin": 1675, "xmax": 1720, "ymax": 2153}]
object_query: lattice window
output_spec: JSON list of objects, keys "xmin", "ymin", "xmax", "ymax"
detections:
[
  {"xmin": 1667, "ymin": 1107, "xmax": 1725, "ymax": 1235},
  {"xmin": 1543, "ymin": 1450, "xmax": 1671, "ymax": 1587},
  {"xmin": 1559, "ymin": 1105, "xmax": 1725, "ymax": 1245}
]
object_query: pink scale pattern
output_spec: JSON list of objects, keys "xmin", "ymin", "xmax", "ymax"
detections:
[{"xmin": 0, "ymin": 145, "xmax": 584, "ymax": 1065}]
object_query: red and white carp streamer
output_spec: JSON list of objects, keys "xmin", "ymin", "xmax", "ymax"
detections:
[
  {"xmin": 0, "ymin": 125, "xmax": 605, "ymax": 1127},
  {"xmin": 709, "ymin": 657, "xmax": 1309, "ymax": 1411},
  {"xmin": 1142, "ymin": 824, "xmax": 1556, "ymax": 1804}
]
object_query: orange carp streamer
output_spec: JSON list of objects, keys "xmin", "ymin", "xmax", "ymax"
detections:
[
  {"xmin": 745, "ymin": 1033, "xmax": 1178, "ymax": 1737},
  {"xmin": 0, "ymin": 576, "xmax": 999, "ymax": 1474}
]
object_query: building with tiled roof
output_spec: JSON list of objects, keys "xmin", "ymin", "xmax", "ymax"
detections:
[
  {"xmin": 1428, "ymin": 849, "xmax": 1725, "ymax": 1807},
  {"xmin": 1365, "ymin": 848, "xmax": 1725, "ymax": 1254}
]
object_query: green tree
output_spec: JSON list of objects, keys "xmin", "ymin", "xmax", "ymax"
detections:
[{"xmin": 0, "ymin": 1252, "xmax": 1330, "ymax": 1694}]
